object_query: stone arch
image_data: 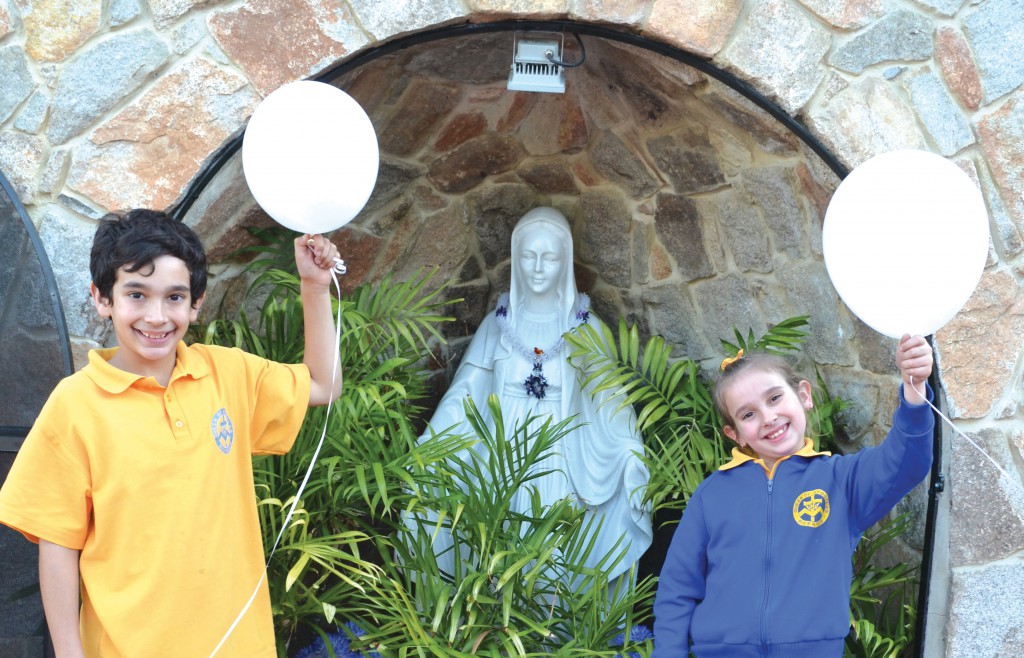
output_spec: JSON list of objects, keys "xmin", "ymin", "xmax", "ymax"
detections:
[
  {"xmin": 180, "ymin": 20, "xmax": 857, "ymax": 372},
  {"xmin": 174, "ymin": 19, "xmax": 850, "ymax": 227},
  {"xmin": 177, "ymin": 18, "xmax": 942, "ymax": 650}
]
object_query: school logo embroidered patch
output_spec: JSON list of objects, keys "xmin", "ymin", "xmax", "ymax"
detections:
[
  {"xmin": 793, "ymin": 489, "xmax": 830, "ymax": 527},
  {"xmin": 211, "ymin": 408, "xmax": 234, "ymax": 454}
]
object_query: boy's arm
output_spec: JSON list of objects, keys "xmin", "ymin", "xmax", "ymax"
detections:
[
  {"xmin": 38, "ymin": 539, "xmax": 85, "ymax": 658},
  {"xmin": 295, "ymin": 234, "xmax": 344, "ymax": 407}
]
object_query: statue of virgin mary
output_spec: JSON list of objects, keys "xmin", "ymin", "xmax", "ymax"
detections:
[{"xmin": 417, "ymin": 206, "xmax": 652, "ymax": 586}]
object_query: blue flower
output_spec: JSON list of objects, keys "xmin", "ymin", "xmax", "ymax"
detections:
[
  {"xmin": 496, "ymin": 305, "xmax": 508, "ymax": 317},
  {"xmin": 523, "ymin": 371, "xmax": 549, "ymax": 399},
  {"xmin": 610, "ymin": 625, "xmax": 654, "ymax": 658},
  {"xmin": 294, "ymin": 622, "xmax": 381, "ymax": 658}
]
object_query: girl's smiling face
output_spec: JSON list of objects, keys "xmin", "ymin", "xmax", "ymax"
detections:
[{"xmin": 721, "ymin": 368, "xmax": 813, "ymax": 470}]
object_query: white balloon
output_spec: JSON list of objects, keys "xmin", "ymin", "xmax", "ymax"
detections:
[
  {"xmin": 242, "ymin": 81, "xmax": 379, "ymax": 234},
  {"xmin": 823, "ymin": 149, "xmax": 989, "ymax": 339}
]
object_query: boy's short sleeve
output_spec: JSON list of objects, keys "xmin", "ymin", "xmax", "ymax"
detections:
[
  {"xmin": 236, "ymin": 348, "xmax": 312, "ymax": 455},
  {"xmin": 0, "ymin": 398, "xmax": 92, "ymax": 548}
]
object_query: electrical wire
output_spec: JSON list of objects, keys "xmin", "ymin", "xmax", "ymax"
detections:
[{"xmin": 546, "ymin": 32, "xmax": 585, "ymax": 68}]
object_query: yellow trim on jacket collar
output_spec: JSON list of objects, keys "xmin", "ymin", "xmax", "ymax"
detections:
[{"xmin": 719, "ymin": 438, "xmax": 831, "ymax": 477}]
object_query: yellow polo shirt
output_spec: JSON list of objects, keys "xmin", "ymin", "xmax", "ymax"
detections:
[{"xmin": 0, "ymin": 343, "xmax": 311, "ymax": 657}]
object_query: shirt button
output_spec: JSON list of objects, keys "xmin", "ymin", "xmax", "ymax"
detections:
[{"xmin": 175, "ymin": 420, "xmax": 183, "ymax": 428}]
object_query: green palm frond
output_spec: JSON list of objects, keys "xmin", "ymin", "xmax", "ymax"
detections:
[
  {"xmin": 349, "ymin": 269, "xmax": 454, "ymax": 354},
  {"xmin": 809, "ymin": 367, "xmax": 850, "ymax": 452},
  {"xmin": 256, "ymin": 490, "xmax": 384, "ymax": 654},
  {"xmin": 850, "ymin": 514, "xmax": 918, "ymax": 610},
  {"xmin": 566, "ymin": 316, "xmax": 725, "ymax": 519},
  {"xmin": 719, "ymin": 315, "xmax": 810, "ymax": 357},
  {"xmin": 845, "ymin": 517, "xmax": 918, "ymax": 657},
  {"xmin": 199, "ymin": 263, "xmax": 459, "ymax": 652},
  {"xmin": 374, "ymin": 396, "xmax": 655, "ymax": 656},
  {"xmin": 642, "ymin": 423, "xmax": 728, "ymax": 514},
  {"xmin": 847, "ymin": 619, "xmax": 901, "ymax": 658},
  {"xmin": 566, "ymin": 317, "xmax": 715, "ymax": 436},
  {"xmin": 232, "ymin": 225, "xmax": 304, "ymax": 273}
]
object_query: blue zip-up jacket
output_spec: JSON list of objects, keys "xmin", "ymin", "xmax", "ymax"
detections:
[{"xmin": 652, "ymin": 385, "xmax": 933, "ymax": 658}]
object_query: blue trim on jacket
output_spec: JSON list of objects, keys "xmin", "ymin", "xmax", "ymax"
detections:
[{"xmin": 652, "ymin": 384, "xmax": 934, "ymax": 658}]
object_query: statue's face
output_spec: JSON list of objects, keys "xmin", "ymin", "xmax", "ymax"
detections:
[{"xmin": 516, "ymin": 226, "xmax": 565, "ymax": 298}]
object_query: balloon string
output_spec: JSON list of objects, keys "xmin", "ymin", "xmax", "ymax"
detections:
[
  {"xmin": 908, "ymin": 376, "xmax": 1021, "ymax": 488},
  {"xmin": 209, "ymin": 262, "xmax": 345, "ymax": 658}
]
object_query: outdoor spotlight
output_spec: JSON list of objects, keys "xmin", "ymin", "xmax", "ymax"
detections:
[{"xmin": 507, "ymin": 31, "xmax": 568, "ymax": 94}]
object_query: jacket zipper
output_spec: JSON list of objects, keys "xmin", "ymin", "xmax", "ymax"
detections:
[{"xmin": 761, "ymin": 473, "xmax": 774, "ymax": 656}]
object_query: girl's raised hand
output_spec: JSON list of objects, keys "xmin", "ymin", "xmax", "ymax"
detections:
[{"xmin": 896, "ymin": 334, "xmax": 932, "ymax": 405}]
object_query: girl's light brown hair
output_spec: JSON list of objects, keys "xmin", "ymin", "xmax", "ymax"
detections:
[{"xmin": 713, "ymin": 351, "xmax": 806, "ymax": 429}]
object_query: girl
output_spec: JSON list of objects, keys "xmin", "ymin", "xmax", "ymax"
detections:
[{"xmin": 652, "ymin": 335, "xmax": 934, "ymax": 658}]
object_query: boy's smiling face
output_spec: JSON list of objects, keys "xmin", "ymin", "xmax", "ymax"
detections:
[
  {"xmin": 91, "ymin": 254, "xmax": 203, "ymax": 384},
  {"xmin": 721, "ymin": 368, "xmax": 813, "ymax": 470}
]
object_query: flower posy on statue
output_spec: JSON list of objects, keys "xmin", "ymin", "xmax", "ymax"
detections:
[{"xmin": 494, "ymin": 292, "xmax": 590, "ymax": 399}]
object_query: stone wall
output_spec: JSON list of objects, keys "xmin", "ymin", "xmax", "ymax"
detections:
[{"xmin": 1, "ymin": 1, "xmax": 1023, "ymax": 656}]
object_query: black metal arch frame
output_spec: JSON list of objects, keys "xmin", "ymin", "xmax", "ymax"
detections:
[
  {"xmin": 0, "ymin": 170, "xmax": 74, "ymax": 448},
  {"xmin": 170, "ymin": 20, "xmax": 943, "ymax": 657}
]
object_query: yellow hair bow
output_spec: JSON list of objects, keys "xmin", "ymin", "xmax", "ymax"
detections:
[{"xmin": 720, "ymin": 349, "xmax": 744, "ymax": 372}]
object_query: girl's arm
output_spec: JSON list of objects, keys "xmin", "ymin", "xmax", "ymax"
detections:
[
  {"xmin": 651, "ymin": 493, "xmax": 707, "ymax": 657},
  {"xmin": 896, "ymin": 334, "xmax": 932, "ymax": 405},
  {"xmin": 38, "ymin": 539, "xmax": 85, "ymax": 658}
]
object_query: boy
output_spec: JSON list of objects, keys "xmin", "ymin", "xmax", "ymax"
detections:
[
  {"xmin": 0, "ymin": 209, "xmax": 343, "ymax": 657},
  {"xmin": 652, "ymin": 335, "xmax": 935, "ymax": 657}
]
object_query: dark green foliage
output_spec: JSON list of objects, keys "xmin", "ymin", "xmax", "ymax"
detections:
[
  {"xmin": 199, "ymin": 227, "xmax": 658, "ymax": 656},
  {"xmin": 366, "ymin": 395, "xmax": 657, "ymax": 657},
  {"xmin": 201, "ymin": 228, "xmax": 916, "ymax": 657},
  {"xmin": 845, "ymin": 514, "xmax": 919, "ymax": 658}
]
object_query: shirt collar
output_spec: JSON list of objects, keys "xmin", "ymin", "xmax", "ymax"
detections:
[
  {"xmin": 84, "ymin": 343, "xmax": 210, "ymax": 393},
  {"xmin": 719, "ymin": 438, "xmax": 831, "ymax": 476}
]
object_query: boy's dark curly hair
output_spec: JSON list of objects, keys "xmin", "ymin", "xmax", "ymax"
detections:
[{"xmin": 90, "ymin": 209, "xmax": 207, "ymax": 308}]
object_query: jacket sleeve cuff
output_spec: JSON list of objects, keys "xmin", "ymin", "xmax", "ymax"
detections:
[{"xmin": 896, "ymin": 381, "xmax": 934, "ymax": 426}]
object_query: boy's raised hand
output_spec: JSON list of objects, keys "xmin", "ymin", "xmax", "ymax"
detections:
[
  {"xmin": 896, "ymin": 334, "xmax": 933, "ymax": 405},
  {"xmin": 294, "ymin": 233, "xmax": 341, "ymax": 287},
  {"xmin": 293, "ymin": 233, "xmax": 344, "ymax": 405}
]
